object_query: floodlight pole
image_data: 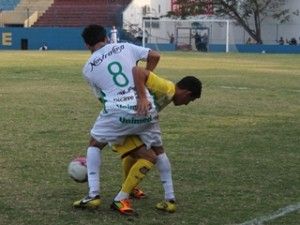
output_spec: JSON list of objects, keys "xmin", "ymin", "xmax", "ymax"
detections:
[
  {"xmin": 142, "ymin": 19, "xmax": 145, "ymax": 47},
  {"xmin": 226, "ymin": 20, "xmax": 229, "ymax": 53},
  {"xmin": 26, "ymin": 7, "xmax": 30, "ymax": 28},
  {"xmin": 0, "ymin": 9, "xmax": 2, "ymax": 27}
]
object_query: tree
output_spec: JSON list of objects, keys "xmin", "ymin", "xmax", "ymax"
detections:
[{"xmin": 169, "ymin": 0, "xmax": 298, "ymax": 44}]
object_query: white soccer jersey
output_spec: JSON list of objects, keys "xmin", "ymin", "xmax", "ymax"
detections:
[
  {"xmin": 83, "ymin": 43, "xmax": 156, "ymax": 114},
  {"xmin": 83, "ymin": 43, "xmax": 162, "ymax": 148}
]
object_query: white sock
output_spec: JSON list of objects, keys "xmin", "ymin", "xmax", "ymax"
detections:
[
  {"xmin": 156, "ymin": 153, "xmax": 175, "ymax": 201},
  {"xmin": 87, "ymin": 146, "xmax": 101, "ymax": 197},
  {"xmin": 114, "ymin": 191, "xmax": 129, "ymax": 201}
]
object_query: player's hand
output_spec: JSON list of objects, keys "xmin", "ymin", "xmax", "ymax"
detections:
[{"xmin": 136, "ymin": 98, "xmax": 151, "ymax": 116}]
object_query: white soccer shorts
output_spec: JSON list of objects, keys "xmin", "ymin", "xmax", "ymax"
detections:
[{"xmin": 90, "ymin": 111, "xmax": 162, "ymax": 149}]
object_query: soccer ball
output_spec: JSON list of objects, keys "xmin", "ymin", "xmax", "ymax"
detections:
[{"xmin": 68, "ymin": 157, "xmax": 87, "ymax": 183}]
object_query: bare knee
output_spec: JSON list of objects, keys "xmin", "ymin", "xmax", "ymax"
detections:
[
  {"xmin": 152, "ymin": 146, "xmax": 165, "ymax": 155},
  {"xmin": 130, "ymin": 145, "xmax": 157, "ymax": 164},
  {"xmin": 89, "ymin": 137, "xmax": 107, "ymax": 149}
]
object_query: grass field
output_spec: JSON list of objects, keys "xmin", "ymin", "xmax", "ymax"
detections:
[{"xmin": 0, "ymin": 51, "xmax": 299, "ymax": 225}]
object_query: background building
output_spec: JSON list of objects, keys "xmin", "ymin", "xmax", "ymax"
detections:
[{"xmin": 0, "ymin": 0, "xmax": 299, "ymax": 51}]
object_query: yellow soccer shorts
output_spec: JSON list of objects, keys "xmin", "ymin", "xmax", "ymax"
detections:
[{"xmin": 112, "ymin": 135, "xmax": 144, "ymax": 156}]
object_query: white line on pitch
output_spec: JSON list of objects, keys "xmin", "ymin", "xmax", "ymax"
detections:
[
  {"xmin": 237, "ymin": 202, "xmax": 300, "ymax": 225},
  {"xmin": 220, "ymin": 86, "xmax": 251, "ymax": 90},
  {"xmin": 219, "ymin": 86, "xmax": 300, "ymax": 93}
]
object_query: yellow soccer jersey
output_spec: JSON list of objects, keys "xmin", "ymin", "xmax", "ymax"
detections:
[{"xmin": 146, "ymin": 72, "xmax": 175, "ymax": 112}]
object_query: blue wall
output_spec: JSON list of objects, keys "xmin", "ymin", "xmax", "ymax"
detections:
[
  {"xmin": 145, "ymin": 43, "xmax": 176, "ymax": 51},
  {"xmin": 0, "ymin": 27, "xmax": 85, "ymax": 50},
  {"xmin": 236, "ymin": 44, "xmax": 300, "ymax": 54},
  {"xmin": 1, "ymin": 27, "xmax": 300, "ymax": 53},
  {"xmin": 209, "ymin": 44, "xmax": 300, "ymax": 53},
  {"xmin": 146, "ymin": 43, "xmax": 300, "ymax": 53}
]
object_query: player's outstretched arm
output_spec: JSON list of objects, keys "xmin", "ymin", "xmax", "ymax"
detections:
[
  {"xmin": 146, "ymin": 50, "xmax": 160, "ymax": 71},
  {"xmin": 132, "ymin": 66, "xmax": 151, "ymax": 116}
]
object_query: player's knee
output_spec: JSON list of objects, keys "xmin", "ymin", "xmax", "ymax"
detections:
[
  {"xmin": 142, "ymin": 149, "xmax": 157, "ymax": 164},
  {"xmin": 89, "ymin": 137, "xmax": 106, "ymax": 149},
  {"xmin": 152, "ymin": 146, "xmax": 164, "ymax": 155},
  {"xmin": 130, "ymin": 146, "xmax": 157, "ymax": 164}
]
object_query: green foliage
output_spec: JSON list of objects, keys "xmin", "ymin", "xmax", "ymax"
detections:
[
  {"xmin": 0, "ymin": 51, "xmax": 299, "ymax": 225},
  {"xmin": 169, "ymin": 0, "xmax": 296, "ymax": 44},
  {"xmin": 168, "ymin": 0, "xmax": 207, "ymax": 19}
]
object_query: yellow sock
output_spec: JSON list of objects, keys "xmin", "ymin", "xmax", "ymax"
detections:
[
  {"xmin": 122, "ymin": 155, "xmax": 136, "ymax": 182},
  {"xmin": 121, "ymin": 159, "xmax": 154, "ymax": 194}
]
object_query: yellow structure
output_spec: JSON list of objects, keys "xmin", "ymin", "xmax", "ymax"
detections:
[{"xmin": 1, "ymin": 0, "xmax": 54, "ymax": 27}]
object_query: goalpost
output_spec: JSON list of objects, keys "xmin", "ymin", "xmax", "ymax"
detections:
[{"xmin": 142, "ymin": 18, "xmax": 236, "ymax": 53}]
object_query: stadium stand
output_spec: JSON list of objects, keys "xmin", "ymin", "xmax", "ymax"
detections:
[
  {"xmin": 1, "ymin": 0, "xmax": 131, "ymax": 28},
  {"xmin": 0, "ymin": 0, "xmax": 20, "ymax": 11},
  {"xmin": 33, "ymin": 0, "xmax": 132, "ymax": 27},
  {"xmin": 1, "ymin": 0, "xmax": 54, "ymax": 27}
]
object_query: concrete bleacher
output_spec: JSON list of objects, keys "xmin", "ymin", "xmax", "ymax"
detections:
[
  {"xmin": 33, "ymin": 0, "xmax": 132, "ymax": 27},
  {"xmin": 0, "ymin": 0, "xmax": 20, "ymax": 11},
  {"xmin": 1, "ymin": 0, "xmax": 54, "ymax": 26}
]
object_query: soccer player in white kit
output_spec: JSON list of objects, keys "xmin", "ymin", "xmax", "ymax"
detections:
[{"xmin": 73, "ymin": 24, "xmax": 161, "ymax": 213}]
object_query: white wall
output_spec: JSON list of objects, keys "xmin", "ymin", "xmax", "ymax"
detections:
[
  {"xmin": 286, "ymin": 0, "xmax": 300, "ymax": 23},
  {"xmin": 240, "ymin": 0, "xmax": 300, "ymax": 44},
  {"xmin": 123, "ymin": 0, "xmax": 151, "ymax": 29},
  {"xmin": 149, "ymin": 0, "xmax": 171, "ymax": 17},
  {"xmin": 123, "ymin": 0, "xmax": 171, "ymax": 30},
  {"xmin": 123, "ymin": 0, "xmax": 300, "ymax": 44}
]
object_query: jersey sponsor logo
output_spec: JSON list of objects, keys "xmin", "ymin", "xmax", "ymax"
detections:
[
  {"xmin": 117, "ymin": 86, "xmax": 136, "ymax": 95},
  {"xmin": 116, "ymin": 104, "xmax": 137, "ymax": 110},
  {"xmin": 89, "ymin": 45, "xmax": 125, "ymax": 71},
  {"xmin": 119, "ymin": 115, "xmax": 153, "ymax": 124},
  {"xmin": 113, "ymin": 95, "xmax": 134, "ymax": 102}
]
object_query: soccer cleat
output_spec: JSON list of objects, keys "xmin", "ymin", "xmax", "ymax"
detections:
[
  {"xmin": 110, "ymin": 199, "xmax": 135, "ymax": 215},
  {"xmin": 130, "ymin": 187, "xmax": 146, "ymax": 199},
  {"xmin": 73, "ymin": 195, "xmax": 101, "ymax": 209},
  {"xmin": 155, "ymin": 200, "xmax": 176, "ymax": 213}
]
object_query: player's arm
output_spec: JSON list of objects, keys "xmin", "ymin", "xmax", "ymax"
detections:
[
  {"xmin": 145, "ymin": 50, "xmax": 160, "ymax": 71},
  {"xmin": 133, "ymin": 66, "xmax": 176, "ymax": 113},
  {"xmin": 132, "ymin": 66, "xmax": 151, "ymax": 115}
]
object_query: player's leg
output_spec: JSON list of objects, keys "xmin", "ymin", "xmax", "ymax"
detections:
[
  {"xmin": 153, "ymin": 146, "xmax": 176, "ymax": 213},
  {"xmin": 122, "ymin": 145, "xmax": 177, "ymax": 212},
  {"xmin": 122, "ymin": 155, "xmax": 146, "ymax": 199},
  {"xmin": 112, "ymin": 120, "xmax": 162, "ymax": 214},
  {"xmin": 122, "ymin": 155, "xmax": 136, "ymax": 181},
  {"xmin": 118, "ymin": 136, "xmax": 141, "ymax": 182},
  {"xmin": 73, "ymin": 138, "xmax": 106, "ymax": 209},
  {"xmin": 120, "ymin": 136, "xmax": 176, "ymax": 204},
  {"xmin": 111, "ymin": 146, "xmax": 157, "ymax": 215},
  {"xmin": 118, "ymin": 136, "xmax": 147, "ymax": 199}
]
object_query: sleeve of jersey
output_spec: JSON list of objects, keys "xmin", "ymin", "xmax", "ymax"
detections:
[
  {"xmin": 146, "ymin": 72, "xmax": 175, "ymax": 101},
  {"xmin": 129, "ymin": 43, "xmax": 150, "ymax": 60}
]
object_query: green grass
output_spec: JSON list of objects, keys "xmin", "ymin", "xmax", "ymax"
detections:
[{"xmin": 0, "ymin": 51, "xmax": 299, "ymax": 225}]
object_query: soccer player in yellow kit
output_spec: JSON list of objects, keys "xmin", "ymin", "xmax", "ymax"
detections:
[{"xmin": 111, "ymin": 66, "xmax": 202, "ymax": 214}]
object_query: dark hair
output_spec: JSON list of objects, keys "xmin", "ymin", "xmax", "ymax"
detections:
[
  {"xmin": 81, "ymin": 24, "xmax": 106, "ymax": 46},
  {"xmin": 177, "ymin": 76, "xmax": 202, "ymax": 98}
]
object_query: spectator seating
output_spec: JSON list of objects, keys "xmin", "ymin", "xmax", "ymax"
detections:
[
  {"xmin": 33, "ymin": 0, "xmax": 132, "ymax": 27},
  {"xmin": 1, "ymin": 0, "xmax": 54, "ymax": 26},
  {"xmin": 0, "ymin": 0, "xmax": 20, "ymax": 11}
]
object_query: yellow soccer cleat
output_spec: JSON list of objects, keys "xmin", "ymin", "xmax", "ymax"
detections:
[
  {"xmin": 155, "ymin": 200, "xmax": 176, "ymax": 213},
  {"xmin": 73, "ymin": 195, "xmax": 101, "ymax": 209}
]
